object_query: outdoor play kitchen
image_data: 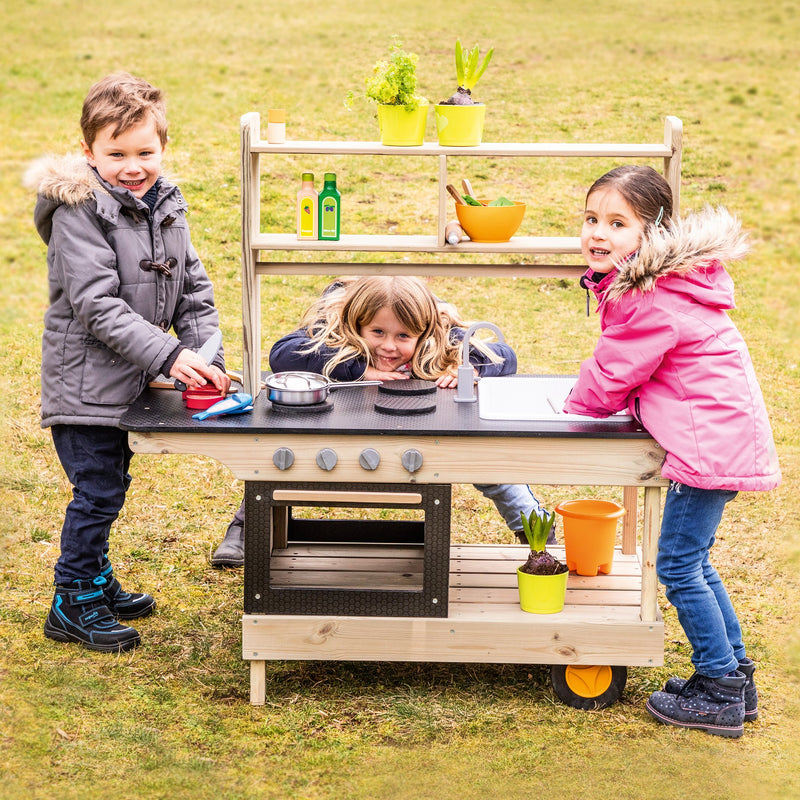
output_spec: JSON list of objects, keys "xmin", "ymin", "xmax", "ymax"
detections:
[{"xmin": 121, "ymin": 103, "xmax": 683, "ymax": 708}]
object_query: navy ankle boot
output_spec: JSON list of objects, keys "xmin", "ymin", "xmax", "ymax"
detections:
[
  {"xmin": 99, "ymin": 561, "xmax": 156, "ymax": 620},
  {"xmin": 646, "ymin": 671, "xmax": 746, "ymax": 738},
  {"xmin": 662, "ymin": 658, "xmax": 758, "ymax": 721},
  {"xmin": 44, "ymin": 578, "xmax": 141, "ymax": 652}
]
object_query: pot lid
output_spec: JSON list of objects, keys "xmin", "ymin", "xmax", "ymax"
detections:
[{"xmin": 267, "ymin": 371, "xmax": 328, "ymax": 390}]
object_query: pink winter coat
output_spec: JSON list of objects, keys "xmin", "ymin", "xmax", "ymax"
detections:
[{"xmin": 564, "ymin": 207, "xmax": 780, "ymax": 492}]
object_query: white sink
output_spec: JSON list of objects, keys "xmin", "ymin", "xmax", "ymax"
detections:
[{"xmin": 478, "ymin": 376, "xmax": 633, "ymax": 422}]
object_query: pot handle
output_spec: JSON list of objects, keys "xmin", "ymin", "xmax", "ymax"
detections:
[{"xmin": 327, "ymin": 380, "xmax": 383, "ymax": 391}]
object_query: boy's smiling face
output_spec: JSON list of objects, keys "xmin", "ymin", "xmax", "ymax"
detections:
[{"xmin": 81, "ymin": 116, "xmax": 166, "ymax": 198}]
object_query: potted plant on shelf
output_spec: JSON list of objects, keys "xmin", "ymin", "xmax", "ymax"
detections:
[
  {"xmin": 347, "ymin": 38, "xmax": 429, "ymax": 146},
  {"xmin": 435, "ymin": 40, "xmax": 493, "ymax": 146},
  {"xmin": 516, "ymin": 510, "xmax": 569, "ymax": 614}
]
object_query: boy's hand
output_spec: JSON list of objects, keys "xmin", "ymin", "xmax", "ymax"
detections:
[{"xmin": 171, "ymin": 350, "xmax": 231, "ymax": 393}]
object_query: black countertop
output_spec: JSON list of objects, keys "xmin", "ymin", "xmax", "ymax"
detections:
[{"xmin": 121, "ymin": 376, "xmax": 649, "ymax": 440}]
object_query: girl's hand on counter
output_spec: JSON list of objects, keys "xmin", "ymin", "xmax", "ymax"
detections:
[
  {"xmin": 435, "ymin": 366, "xmax": 478, "ymax": 389},
  {"xmin": 364, "ymin": 366, "xmax": 410, "ymax": 382}
]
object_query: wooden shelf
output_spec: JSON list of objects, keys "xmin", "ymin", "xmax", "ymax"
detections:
[
  {"xmin": 251, "ymin": 233, "xmax": 581, "ymax": 254},
  {"xmin": 250, "ymin": 140, "xmax": 674, "ymax": 158},
  {"xmin": 240, "ymin": 113, "xmax": 683, "ymax": 394}
]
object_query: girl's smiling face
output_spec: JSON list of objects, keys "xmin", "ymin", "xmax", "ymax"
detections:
[
  {"xmin": 581, "ymin": 187, "xmax": 646, "ymax": 273},
  {"xmin": 81, "ymin": 116, "xmax": 165, "ymax": 198},
  {"xmin": 359, "ymin": 306, "xmax": 420, "ymax": 372}
]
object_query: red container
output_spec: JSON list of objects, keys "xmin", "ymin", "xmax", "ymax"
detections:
[{"xmin": 183, "ymin": 386, "xmax": 225, "ymax": 409}]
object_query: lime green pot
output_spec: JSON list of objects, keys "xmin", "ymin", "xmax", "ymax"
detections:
[
  {"xmin": 434, "ymin": 103, "xmax": 486, "ymax": 146},
  {"xmin": 516, "ymin": 566, "xmax": 568, "ymax": 614},
  {"xmin": 377, "ymin": 102, "xmax": 428, "ymax": 146}
]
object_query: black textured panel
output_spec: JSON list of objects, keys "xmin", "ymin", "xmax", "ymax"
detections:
[
  {"xmin": 243, "ymin": 481, "xmax": 451, "ymax": 617},
  {"xmin": 378, "ymin": 380, "xmax": 437, "ymax": 396},
  {"xmin": 374, "ymin": 396, "xmax": 436, "ymax": 416}
]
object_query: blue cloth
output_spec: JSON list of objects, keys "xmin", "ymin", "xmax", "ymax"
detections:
[
  {"xmin": 657, "ymin": 481, "xmax": 743, "ymax": 677},
  {"xmin": 50, "ymin": 425, "xmax": 133, "ymax": 582}
]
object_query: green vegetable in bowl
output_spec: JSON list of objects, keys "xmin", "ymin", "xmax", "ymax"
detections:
[{"xmin": 488, "ymin": 196, "xmax": 514, "ymax": 206}]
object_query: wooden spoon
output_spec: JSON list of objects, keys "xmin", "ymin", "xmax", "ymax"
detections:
[
  {"xmin": 462, "ymin": 178, "xmax": 483, "ymax": 204},
  {"xmin": 446, "ymin": 184, "xmax": 466, "ymax": 205}
]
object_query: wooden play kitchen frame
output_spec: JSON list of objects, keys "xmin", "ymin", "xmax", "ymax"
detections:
[{"xmin": 126, "ymin": 114, "xmax": 682, "ymax": 706}]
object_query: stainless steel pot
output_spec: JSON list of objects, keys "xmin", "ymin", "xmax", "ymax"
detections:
[{"xmin": 265, "ymin": 371, "xmax": 382, "ymax": 406}]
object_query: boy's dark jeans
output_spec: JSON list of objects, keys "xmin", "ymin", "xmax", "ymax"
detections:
[{"xmin": 51, "ymin": 425, "xmax": 133, "ymax": 583}]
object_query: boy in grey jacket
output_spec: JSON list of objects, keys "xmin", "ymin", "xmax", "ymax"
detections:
[{"xmin": 28, "ymin": 73, "xmax": 231, "ymax": 652}]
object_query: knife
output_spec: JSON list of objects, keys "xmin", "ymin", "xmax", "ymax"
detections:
[{"xmin": 155, "ymin": 329, "xmax": 223, "ymax": 392}]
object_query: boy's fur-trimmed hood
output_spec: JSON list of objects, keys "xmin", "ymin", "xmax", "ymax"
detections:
[
  {"xmin": 24, "ymin": 154, "xmax": 107, "ymax": 206},
  {"xmin": 605, "ymin": 206, "xmax": 750, "ymax": 303},
  {"xmin": 25, "ymin": 154, "xmax": 111, "ymax": 245}
]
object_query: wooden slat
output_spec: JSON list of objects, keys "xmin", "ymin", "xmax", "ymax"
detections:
[
  {"xmin": 243, "ymin": 605, "xmax": 663, "ymax": 666},
  {"xmin": 273, "ymin": 489, "xmax": 423, "ymax": 505}
]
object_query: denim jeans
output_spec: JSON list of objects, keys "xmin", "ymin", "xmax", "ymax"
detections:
[
  {"xmin": 657, "ymin": 481, "xmax": 743, "ymax": 677},
  {"xmin": 473, "ymin": 483, "xmax": 546, "ymax": 533},
  {"xmin": 51, "ymin": 425, "xmax": 133, "ymax": 583}
]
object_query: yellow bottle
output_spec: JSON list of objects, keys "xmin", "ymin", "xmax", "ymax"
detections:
[{"xmin": 297, "ymin": 172, "xmax": 318, "ymax": 240}]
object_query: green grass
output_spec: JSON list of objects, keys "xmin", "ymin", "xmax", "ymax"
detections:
[{"xmin": 1, "ymin": 1, "xmax": 799, "ymax": 798}]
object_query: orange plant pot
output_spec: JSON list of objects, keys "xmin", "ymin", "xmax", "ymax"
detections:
[{"xmin": 555, "ymin": 499, "xmax": 626, "ymax": 577}]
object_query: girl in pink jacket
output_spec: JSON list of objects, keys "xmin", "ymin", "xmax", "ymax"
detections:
[{"xmin": 565, "ymin": 165, "xmax": 780, "ymax": 738}]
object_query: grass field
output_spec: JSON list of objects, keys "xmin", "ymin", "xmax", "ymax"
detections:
[{"xmin": 1, "ymin": 1, "xmax": 799, "ymax": 798}]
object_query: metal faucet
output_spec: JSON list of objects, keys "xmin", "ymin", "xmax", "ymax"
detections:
[{"xmin": 453, "ymin": 321, "xmax": 506, "ymax": 403}]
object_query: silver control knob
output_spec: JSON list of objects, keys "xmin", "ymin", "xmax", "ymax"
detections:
[
  {"xmin": 401, "ymin": 448, "xmax": 423, "ymax": 473},
  {"xmin": 272, "ymin": 447, "xmax": 294, "ymax": 470},
  {"xmin": 359, "ymin": 448, "xmax": 381, "ymax": 470},
  {"xmin": 316, "ymin": 448, "xmax": 338, "ymax": 471}
]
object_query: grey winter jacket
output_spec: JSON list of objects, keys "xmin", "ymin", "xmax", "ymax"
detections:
[{"xmin": 29, "ymin": 155, "xmax": 223, "ymax": 427}]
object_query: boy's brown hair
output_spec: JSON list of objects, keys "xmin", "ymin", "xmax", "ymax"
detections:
[{"xmin": 80, "ymin": 72, "xmax": 168, "ymax": 149}]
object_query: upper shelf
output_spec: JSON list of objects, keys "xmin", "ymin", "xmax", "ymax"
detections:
[{"xmin": 249, "ymin": 140, "xmax": 675, "ymax": 158}]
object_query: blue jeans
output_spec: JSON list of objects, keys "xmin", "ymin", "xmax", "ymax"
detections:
[
  {"xmin": 657, "ymin": 481, "xmax": 743, "ymax": 677},
  {"xmin": 474, "ymin": 483, "xmax": 546, "ymax": 533},
  {"xmin": 51, "ymin": 425, "xmax": 133, "ymax": 583}
]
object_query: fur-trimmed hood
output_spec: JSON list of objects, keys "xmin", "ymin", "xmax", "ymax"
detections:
[
  {"xmin": 24, "ymin": 154, "xmax": 108, "ymax": 206},
  {"xmin": 603, "ymin": 206, "xmax": 750, "ymax": 304}
]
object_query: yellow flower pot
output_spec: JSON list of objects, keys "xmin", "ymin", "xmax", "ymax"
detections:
[
  {"xmin": 434, "ymin": 103, "xmax": 486, "ymax": 146},
  {"xmin": 517, "ymin": 566, "xmax": 568, "ymax": 614},
  {"xmin": 377, "ymin": 102, "xmax": 428, "ymax": 146}
]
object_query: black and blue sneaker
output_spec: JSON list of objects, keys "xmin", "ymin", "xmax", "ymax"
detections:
[
  {"xmin": 43, "ymin": 578, "xmax": 141, "ymax": 652},
  {"xmin": 99, "ymin": 561, "xmax": 156, "ymax": 620}
]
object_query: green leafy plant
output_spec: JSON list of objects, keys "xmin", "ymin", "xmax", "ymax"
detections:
[
  {"xmin": 347, "ymin": 38, "xmax": 426, "ymax": 110},
  {"xmin": 441, "ymin": 40, "xmax": 494, "ymax": 105},
  {"xmin": 518, "ymin": 510, "xmax": 567, "ymax": 576}
]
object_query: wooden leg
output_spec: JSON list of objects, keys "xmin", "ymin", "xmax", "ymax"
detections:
[
  {"xmin": 273, "ymin": 505, "xmax": 289, "ymax": 549},
  {"xmin": 640, "ymin": 486, "xmax": 662, "ymax": 623},
  {"xmin": 250, "ymin": 660, "xmax": 266, "ymax": 705},
  {"xmin": 622, "ymin": 486, "xmax": 637, "ymax": 555}
]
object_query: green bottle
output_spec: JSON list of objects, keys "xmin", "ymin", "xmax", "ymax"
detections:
[{"xmin": 318, "ymin": 172, "xmax": 341, "ymax": 241}]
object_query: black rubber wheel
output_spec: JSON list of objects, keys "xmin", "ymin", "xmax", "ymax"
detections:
[{"xmin": 550, "ymin": 664, "xmax": 628, "ymax": 709}]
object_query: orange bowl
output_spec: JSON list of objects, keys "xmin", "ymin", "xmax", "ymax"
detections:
[{"xmin": 455, "ymin": 201, "xmax": 526, "ymax": 243}]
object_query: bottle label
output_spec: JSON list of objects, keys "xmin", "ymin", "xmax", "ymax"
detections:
[
  {"xmin": 321, "ymin": 196, "xmax": 339, "ymax": 239},
  {"xmin": 299, "ymin": 198, "xmax": 315, "ymax": 238}
]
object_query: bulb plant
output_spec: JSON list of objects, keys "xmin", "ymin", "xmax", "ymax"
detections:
[
  {"xmin": 439, "ymin": 40, "xmax": 494, "ymax": 105},
  {"xmin": 518, "ymin": 510, "xmax": 567, "ymax": 576}
]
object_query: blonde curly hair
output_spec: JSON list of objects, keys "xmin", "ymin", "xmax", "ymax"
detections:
[{"xmin": 299, "ymin": 276, "xmax": 500, "ymax": 379}]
